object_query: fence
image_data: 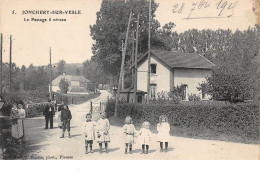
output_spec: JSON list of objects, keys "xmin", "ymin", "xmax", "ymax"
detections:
[{"xmin": 90, "ymin": 101, "xmax": 107, "ymax": 114}]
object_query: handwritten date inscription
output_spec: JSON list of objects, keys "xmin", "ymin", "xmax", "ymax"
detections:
[{"xmin": 173, "ymin": 0, "xmax": 238, "ymax": 19}]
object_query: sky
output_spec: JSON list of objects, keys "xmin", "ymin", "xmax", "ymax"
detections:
[{"xmin": 0, "ymin": 0, "xmax": 256, "ymax": 67}]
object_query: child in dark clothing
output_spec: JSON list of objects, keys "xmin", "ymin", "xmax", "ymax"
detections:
[{"xmin": 60, "ymin": 105, "xmax": 72, "ymax": 138}]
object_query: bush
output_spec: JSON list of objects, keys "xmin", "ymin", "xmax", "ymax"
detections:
[
  {"xmin": 0, "ymin": 92, "xmax": 49, "ymax": 116},
  {"xmin": 106, "ymin": 100, "xmax": 260, "ymax": 142},
  {"xmin": 59, "ymin": 78, "xmax": 69, "ymax": 94},
  {"xmin": 188, "ymin": 94, "xmax": 201, "ymax": 101}
]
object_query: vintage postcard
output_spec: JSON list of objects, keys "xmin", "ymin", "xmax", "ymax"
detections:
[{"xmin": 0, "ymin": 0, "xmax": 259, "ymax": 160}]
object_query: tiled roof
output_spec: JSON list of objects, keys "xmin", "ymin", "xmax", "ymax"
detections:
[
  {"xmin": 133, "ymin": 49, "xmax": 215, "ymax": 69},
  {"xmin": 151, "ymin": 49, "xmax": 215, "ymax": 69}
]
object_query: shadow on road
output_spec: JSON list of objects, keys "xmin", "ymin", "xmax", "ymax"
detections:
[
  {"xmin": 131, "ymin": 148, "xmax": 156, "ymax": 154},
  {"xmin": 22, "ymin": 117, "xmax": 53, "ymax": 158},
  {"xmin": 167, "ymin": 147, "xmax": 175, "ymax": 152},
  {"xmin": 70, "ymin": 134, "xmax": 81, "ymax": 138},
  {"xmin": 108, "ymin": 147, "xmax": 120, "ymax": 153}
]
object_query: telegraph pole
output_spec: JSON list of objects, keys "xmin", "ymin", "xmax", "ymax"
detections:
[
  {"xmin": 9, "ymin": 35, "xmax": 12, "ymax": 92},
  {"xmin": 49, "ymin": 47, "xmax": 52, "ymax": 100},
  {"xmin": 0, "ymin": 33, "xmax": 3, "ymax": 95},
  {"xmin": 147, "ymin": 0, "xmax": 152, "ymax": 102},
  {"xmin": 114, "ymin": 12, "xmax": 132, "ymax": 117},
  {"xmin": 131, "ymin": 31, "xmax": 135, "ymax": 89},
  {"xmin": 121, "ymin": 40, "xmax": 125, "ymax": 90},
  {"xmin": 133, "ymin": 14, "xmax": 140, "ymax": 104}
]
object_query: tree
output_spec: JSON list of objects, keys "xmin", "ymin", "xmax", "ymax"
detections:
[
  {"xmin": 75, "ymin": 68, "xmax": 81, "ymax": 75},
  {"xmin": 19, "ymin": 65, "xmax": 27, "ymax": 92},
  {"xmin": 90, "ymin": 0, "xmax": 162, "ymax": 76},
  {"xmin": 195, "ymin": 26, "xmax": 260, "ymax": 102},
  {"xmin": 82, "ymin": 60, "xmax": 109, "ymax": 91},
  {"xmin": 57, "ymin": 60, "xmax": 66, "ymax": 75},
  {"xmin": 59, "ymin": 78, "xmax": 69, "ymax": 94}
]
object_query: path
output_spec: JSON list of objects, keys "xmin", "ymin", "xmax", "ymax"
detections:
[{"xmin": 23, "ymin": 90, "xmax": 260, "ymax": 160}]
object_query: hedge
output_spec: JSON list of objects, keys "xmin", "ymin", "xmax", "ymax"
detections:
[
  {"xmin": 0, "ymin": 92, "xmax": 49, "ymax": 116},
  {"xmin": 106, "ymin": 100, "xmax": 260, "ymax": 142}
]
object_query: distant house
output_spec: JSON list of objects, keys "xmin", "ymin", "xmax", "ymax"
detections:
[
  {"xmin": 132, "ymin": 49, "xmax": 215, "ymax": 100},
  {"xmin": 50, "ymin": 73, "xmax": 90, "ymax": 93}
]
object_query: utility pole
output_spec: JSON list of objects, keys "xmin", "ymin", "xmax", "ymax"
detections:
[
  {"xmin": 9, "ymin": 35, "xmax": 12, "ymax": 93},
  {"xmin": 114, "ymin": 11, "xmax": 132, "ymax": 117},
  {"xmin": 0, "ymin": 33, "xmax": 2, "ymax": 95},
  {"xmin": 49, "ymin": 47, "xmax": 52, "ymax": 100},
  {"xmin": 131, "ymin": 31, "xmax": 135, "ymax": 89},
  {"xmin": 147, "ymin": 0, "xmax": 151, "ymax": 102},
  {"xmin": 133, "ymin": 14, "xmax": 140, "ymax": 104},
  {"xmin": 121, "ymin": 40, "xmax": 125, "ymax": 90}
]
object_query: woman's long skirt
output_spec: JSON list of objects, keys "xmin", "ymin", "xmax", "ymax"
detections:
[{"xmin": 11, "ymin": 119, "xmax": 24, "ymax": 139}]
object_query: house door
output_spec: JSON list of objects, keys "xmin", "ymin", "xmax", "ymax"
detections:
[{"xmin": 137, "ymin": 95, "xmax": 142, "ymax": 103}]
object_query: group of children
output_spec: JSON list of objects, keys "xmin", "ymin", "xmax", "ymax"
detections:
[
  {"xmin": 82, "ymin": 113, "xmax": 110, "ymax": 154},
  {"xmin": 82, "ymin": 113, "xmax": 171, "ymax": 154}
]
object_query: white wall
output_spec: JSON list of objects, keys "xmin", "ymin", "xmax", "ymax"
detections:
[
  {"xmin": 137, "ymin": 56, "xmax": 171, "ymax": 93},
  {"xmin": 174, "ymin": 68, "xmax": 211, "ymax": 100},
  {"xmin": 51, "ymin": 85, "xmax": 60, "ymax": 93},
  {"xmin": 136, "ymin": 55, "xmax": 212, "ymax": 100},
  {"xmin": 70, "ymin": 81, "xmax": 80, "ymax": 87}
]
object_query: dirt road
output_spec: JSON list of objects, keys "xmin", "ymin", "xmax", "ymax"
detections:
[{"xmin": 23, "ymin": 90, "xmax": 259, "ymax": 160}]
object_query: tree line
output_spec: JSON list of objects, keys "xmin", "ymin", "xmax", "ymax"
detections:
[{"xmin": 0, "ymin": 59, "xmax": 110, "ymax": 96}]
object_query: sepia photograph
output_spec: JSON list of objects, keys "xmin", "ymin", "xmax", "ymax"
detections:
[{"xmin": 0, "ymin": 0, "xmax": 259, "ymax": 161}]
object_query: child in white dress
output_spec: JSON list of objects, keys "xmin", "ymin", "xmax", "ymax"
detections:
[
  {"xmin": 123, "ymin": 116, "xmax": 136, "ymax": 154},
  {"xmin": 96, "ymin": 112, "xmax": 110, "ymax": 153},
  {"xmin": 157, "ymin": 115, "xmax": 171, "ymax": 152},
  {"xmin": 139, "ymin": 121, "xmax": 152, "ymax": 154},
  {"xmin": 82, "ymin": 113, "xmax": 95, "ymax": 154}
]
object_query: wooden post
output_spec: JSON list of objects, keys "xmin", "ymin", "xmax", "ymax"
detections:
[
  {"xmin": 131, "ymin": 31, "xmax": 135, "ymax": 89},
  {"xmin": 121, "ymin": 40, "xmax": 125, "ymax": 90},
  {"xmin": 147, "ymin": 0, "xmax": 152, "ymax": 102},
  {"xmin": 0, "ymin": 33, "xmax": 2, "ymax": 95},
  {"xmin": 133, "ymin": 14, "xmax": 140, "ymax": 104},
  {"xmin": 49, "ymin": 47, "xmax": 52, "ymax": 100},
  {"xmin": 90, "ymin": 101, "xmax": 93, "ymax": 114},
  {"xmin": 114, "ymin": 12, "xmax": 132, "ymax": 117},
  {"xmin": 100, "ymin": 101, "xmax": 102, "ymax": 112},
  {"xmin": 9, "ymin": 35, "xmax": 12, "ymax": 93}
]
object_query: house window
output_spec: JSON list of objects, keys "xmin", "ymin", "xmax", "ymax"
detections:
[
  {"xmin": 150, "ymin": 84, "xmax": 157, "ymax": 99},
  {"xmin": 151, "ymin": 64, "xmax": 157, "ymax": 74},
  {"xmin": 181, "ymin": 84, "xmax": 187, "ymax": 100}
]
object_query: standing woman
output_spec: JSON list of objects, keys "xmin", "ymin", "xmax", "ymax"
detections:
[
  {"xmin": 10, "ymin": 103, "xmax": 24, "ymax": 144},
  {"xmin": 17, "ymin": 101, "xmax": 26, "ymax": 143}
]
